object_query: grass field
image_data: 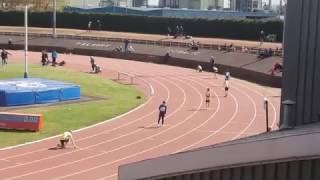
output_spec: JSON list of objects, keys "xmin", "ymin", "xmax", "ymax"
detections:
[{"xmin": 0, "ymin": 64, "xmax": 145, "ymax": 148}]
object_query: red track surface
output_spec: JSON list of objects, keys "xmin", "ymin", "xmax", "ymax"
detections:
[{"xmin": 0, "ymin": 51, "xmax": 280, "ymax": 180}]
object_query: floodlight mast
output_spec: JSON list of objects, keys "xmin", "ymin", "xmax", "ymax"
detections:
[
  {"xmin": 24, "ymin": 5, "xmax": 29, "ymax": 78},
  {"xmin": 53, "ymin": 0, "xmax": 57, "ymax": 38}
]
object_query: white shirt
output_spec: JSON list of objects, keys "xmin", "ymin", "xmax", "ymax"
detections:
[{"xmin": 61, "ymin": 132, "xmax": 72, "ymax": 140}]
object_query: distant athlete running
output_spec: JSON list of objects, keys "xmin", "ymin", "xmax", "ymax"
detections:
[
  {"xmin": 205, "ymin": 88, "xmax": 211, "ymax": 108},
  {"xmin": 224, "ymin": 80, "xmax": 230, "ymax": 97},
  {"xmin": 157, "ymin": 101, "xmax": 167, "ymax": 127}
]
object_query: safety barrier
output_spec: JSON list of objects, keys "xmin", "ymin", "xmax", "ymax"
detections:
[
  {"xmin": 0, "ymin": 112, "xmax": 43, "ymax": 131},
  {"xmin": 0, "ymin": 32, "xmax": 283, "ymax": 57}
]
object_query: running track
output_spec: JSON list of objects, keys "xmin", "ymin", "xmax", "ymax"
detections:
[{"xmin": 0, "ymin": 51, "xmax": 280, "ymax": 180}]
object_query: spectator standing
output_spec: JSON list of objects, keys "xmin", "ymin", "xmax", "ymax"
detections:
[
  {"xmin": 41, "ymin": 50, "xmax": 49, "ymax": 66},
  {"xmin": 167, "ymin": 27, "xmax": 172, "ymax": 37},
  {"xmin": 180, "ymin": 25, "xmax": 184, "ymax": 36},
  {"xmin": 51, "ymin": 49, "xmax": 58, "ymax": 66},
  {"xmin": 260, "ymin": 30, "xmax": 265, "ymax": 45},
  {"xmin": 88, "ymin": 21, "xmax": 92, "ymax": 32},
  {"xmin": 97, "ymin": 20, "xmax": 102, "ymax": 31},
  {"xmin": 124, "ymin": 39, "xmax": 129, "ymax": 53},
  {"xmin": 1, "ymin": 48, "xmax": 11, "ymax": 66},
  {"xmin": 90, "ymin": 56, "xmax": 95, "ymax": 72},
  {"xmin": 8, "ymin": 39, "xmax": 12, "ymax": 49},
  {"xmin": 210, "ymin": 56, "xmax": 215, "ymax": 70},
  {"xmin": 175, "ymin": 25, "xmax": 180, "ymax": 38}
]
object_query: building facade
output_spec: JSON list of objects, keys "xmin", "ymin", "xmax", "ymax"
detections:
[
  {"xmin": 230, "ymin": 0, "xmax": 262, "ymax": 11},
  {"xmin": 159, "ymin": 0, "xmax": 224, "ymax": 9},
  {"xmin": 132, "ymin": 0, "xmax": 147, "ymax": 7},
  {"xmin": 280, "ymin": 0, "xmax": 320, "ymax": 127},
  {"xmin": 99, "ymin": 0, "xmax": 133, "ymax": 7}
]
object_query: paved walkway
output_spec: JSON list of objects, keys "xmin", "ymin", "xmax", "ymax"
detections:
[{"xmin": 0, "ymin": 26, "xmax": 282, "ymax": 49}]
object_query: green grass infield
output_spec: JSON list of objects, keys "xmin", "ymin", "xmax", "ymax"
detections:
[{"xmin": 0, "ymin": 64, "xmax": 145, "ymax": 148}]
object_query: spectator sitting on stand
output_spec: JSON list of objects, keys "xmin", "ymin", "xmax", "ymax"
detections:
[
  {"xmin": 114, "ymin": 46, "xmax": 123, "ymax": 52},
  {"xmin": 128, "ymin": 45, "xmax": 135, "ymax": 53},
  {"xmin": 271, "ymin": 62, "xmax": 283, "ymax": 75},
  {"xmin": 189, "ymin": 40, "xmax": 199, "ymax": 51}
]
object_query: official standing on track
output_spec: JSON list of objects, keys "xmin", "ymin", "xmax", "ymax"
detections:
[{"xmin": 157, "ymin": 101, "xmax": 167, "ymax": 127}]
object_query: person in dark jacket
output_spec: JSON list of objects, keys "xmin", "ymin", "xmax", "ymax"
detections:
[
  {"xmin": 157, "ymin": 101, "xmax": 167, "ymax": 127},
  {"xmin": 1, "ymin": 48, "xmax": 11, "ymax": 66}
]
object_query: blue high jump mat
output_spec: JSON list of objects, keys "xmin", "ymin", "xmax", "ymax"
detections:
[{"xmin": 0, "ymin": 78, "xmax": 80, "ymax": 106}]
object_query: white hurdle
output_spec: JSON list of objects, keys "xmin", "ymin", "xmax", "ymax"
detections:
[{"xmin": 117, "ymin": 72, "xmax": 135, "ymax": 85}]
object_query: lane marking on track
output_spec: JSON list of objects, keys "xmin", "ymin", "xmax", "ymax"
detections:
[
  {"xmin": 234, "ymin": 80, "xmax": 278, "ymax": 130},
  {"xmin": 0, "ymin": 78, "xmax": 169, "ymax": 170},
  {"xmin": 3, "ymin": 77, "xmax": 190, "ymax": 180},
  {"xmin": 99, "ymin": 66, "xmax": 280, "ymax": 180},
  {"xmin": 50, "ymin": 77, "xmax": 203, "ymax": 180},
  {"xmin": 0, "ymin": 75, "xmax": 154, "ymax": 152}
]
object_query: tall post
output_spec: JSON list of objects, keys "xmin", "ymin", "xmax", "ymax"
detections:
[
  {"xmin": 251, "ymin": 0, "xmax": 254, "ymax": 11},
  {"xmin": 264, "ymin": 97, "xmax": 270, "ymax": 132},
  {"xmin": 53, "ymin": 0, "xmax": 57, "ymax": 38},
  {"xmin": 24, "ymin": 5, "xmax": 29, "ymax": 78},
  {"xmin": 268, "ymin": 0, "xmax": 272, "ymax": 10}
]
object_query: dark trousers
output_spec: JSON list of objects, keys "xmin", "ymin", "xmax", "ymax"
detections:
[
  {"xmin": 52, "ymin": 57, "xmax": 56, "ymax": 66},
  {"xmin": 60, "ymin": 139, "xmax": 69, "ymax": 148},
  {"xmin": 158, "ymin": 113, "xmax": 165, "ymax": 124}
]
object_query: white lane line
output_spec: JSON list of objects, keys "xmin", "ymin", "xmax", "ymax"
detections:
[
  {"xmin": 50, "ymin": 77, "xmax": 202, "ymax": 180},
  {"xmin": 0, "ymin": 78, "xmax": 169, "ymax": 170},
  {"xmin": 99, "ymin": 66, "xmax": 277, "ymax": 180},
  {"xmin": 4, "ymin": 77, "xmax": 189, "ymax": 180},
  {"xmin": 176, "ymin": 92, "xmax": 239, "ymax": 153},
  {"xmin": 0, "ymin": 72, "xmax": 154, "ymax": 152},
  {"xmin": 0, "ymin": 64, "xmax": 162, "ymax": 160},
  {"xmin": 230, "ymin": 85, "xmax": 257, "ymax": 140},
  {"xmin": 234, "ymin": 80, "xmax": 278, "ymax": 130}
]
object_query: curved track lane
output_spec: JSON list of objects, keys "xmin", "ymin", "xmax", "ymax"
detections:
[{"xmin": 0, "ymin": 51, "xmax": 280, "ymax": 180}]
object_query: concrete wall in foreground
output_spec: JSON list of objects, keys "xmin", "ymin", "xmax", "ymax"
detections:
[
  {"xmin": 118, "ymin": 131, "xmax": 320, "ymax": 180},
  {"xmin": 280, "ymin": 0, "xmax": 320, "ymax": 127}
]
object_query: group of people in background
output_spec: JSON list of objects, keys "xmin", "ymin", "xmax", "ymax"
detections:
[
  {"xmin": 167, "ymin": 25, "xmax": 188, "ymax": 39},
  {"xmin": 41, "ymin": 49, "xmax": 65, "ymax": 67},
  {"xmin": 197, "ymin": 55, "xmax": 230, "ymax": 109},
  {"xmin": 87, "ymin": 20, "xmax": 102, "ymax": 32}
]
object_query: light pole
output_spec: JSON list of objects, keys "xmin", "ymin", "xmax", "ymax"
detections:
[
  {"xmin": 53, "ymin": 0, "xmax": 56, "ymax": 38},
  {"xmin": 24, "ymin": 5, "xmax": 29, "ymax": 78},
  {"xmin": 264, "ymin": 97, "xmax": 270, "ymax": 132}
]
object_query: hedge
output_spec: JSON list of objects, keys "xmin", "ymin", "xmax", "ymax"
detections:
[{"xmin": 0, "ymin": 11, "xmax": 283, "ymax": 42}]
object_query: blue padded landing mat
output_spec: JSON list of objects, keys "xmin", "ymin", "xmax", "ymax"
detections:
[{"xmin": 0, "ymin": 78, "xmax": 80, "ymax": 106}]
